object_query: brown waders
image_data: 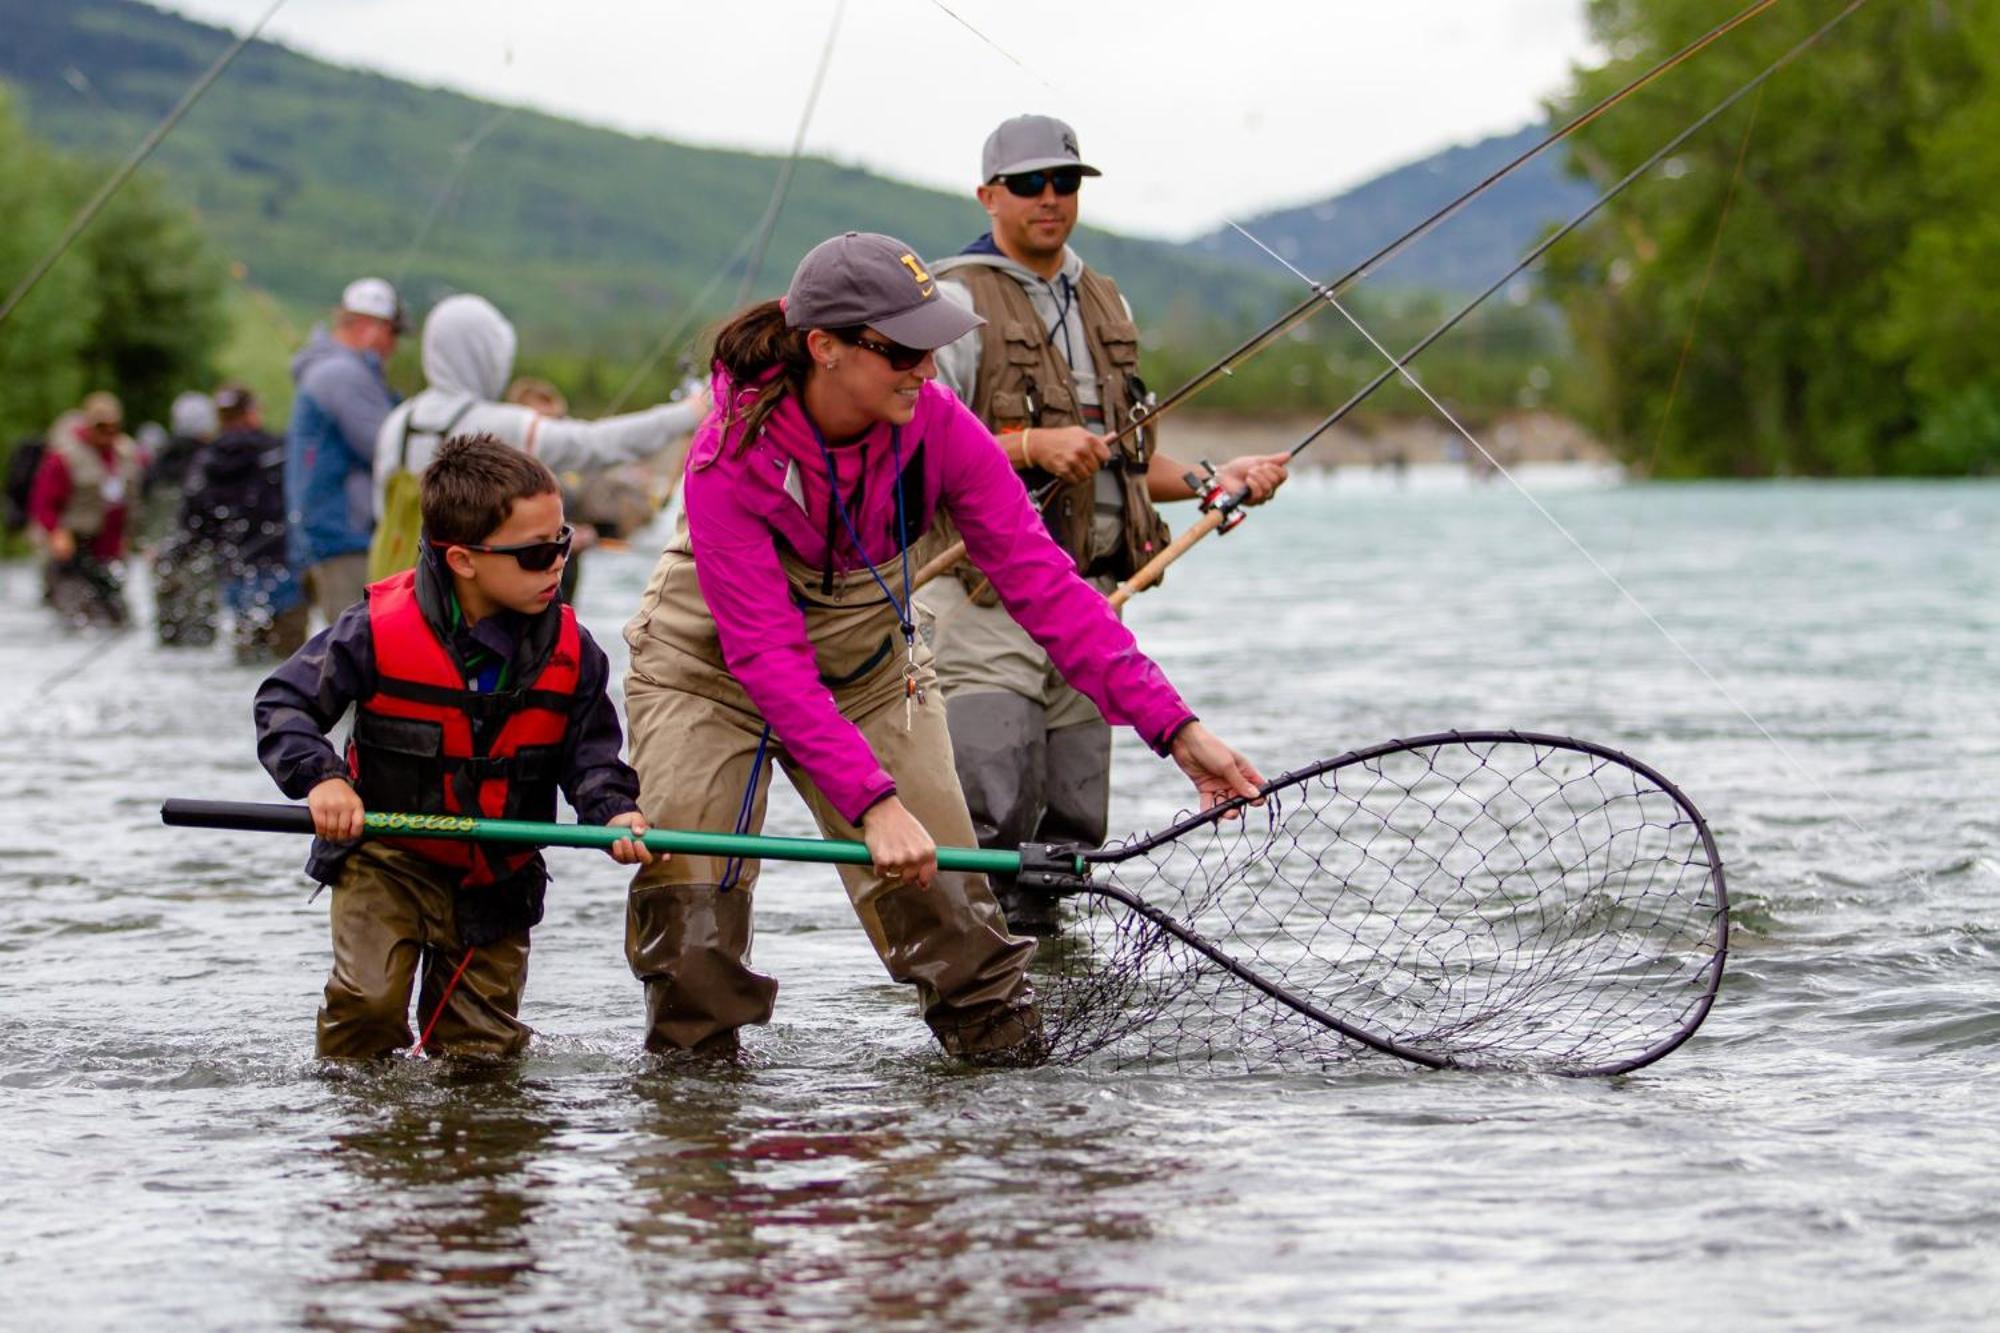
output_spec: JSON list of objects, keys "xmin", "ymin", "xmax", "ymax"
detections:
[
  {"xmin": 915, "ymin": 574, "xmax": 1115, "ymax": 935},
  {"xmin": 317, "ymin": 843, "xmax": 532, "ymax": 1060},
  {"xmin": 621, "ymin": 520, "xmax": 1041, "ymax": 1060}
]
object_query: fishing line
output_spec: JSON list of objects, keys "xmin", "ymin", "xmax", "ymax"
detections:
[
  {"xmin": 930, "ymin": 0, "xmax": 1904, "ymax": 874},
  {"xmin": 1645, "ymin": 85, "xmax": 1766, "ymax": 478},
  {"xmin": 1086, "ymin": 0, "xmax": 1785, "ymax": 449},
  {"xmin": 927, "ymin": 1, "xmax": 1061, "ymax": 92},
  {"xmin": 1103, "ymin": 0, "xmax": 1872, "ymax": 585},
  {"xmin": 393, "ymin": 104, "xmax": 518, "ymax": 287},
  {"xmin": 0, "ymin": 0, "xmax": 292, "ymax": 330},
  {"xmin": 606, "ymin": 1, "xmax": 848, "ymax": 414},
  {"xmin": 738, "ymin": 0, "xmax": 848, "ymax": 304},
  {"xmin": 902, "ymin": 0, "xmax": 1783, "ymax": 587},
  {"xmin": 1220, "ymin": 29, "xmax": 1899, "ymax": 871},
  {"xmin": 1578, "ymin": 85, "xmax": 1766, "ymax": 702}
]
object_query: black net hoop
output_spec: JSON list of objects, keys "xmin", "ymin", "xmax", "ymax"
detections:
[{"xmin": 1035, "ymin": 731, "xmax": 1728, "ymax": 1076}]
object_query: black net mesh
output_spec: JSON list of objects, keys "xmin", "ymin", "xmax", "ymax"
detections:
[{"xmin": 1033, "ymin": 733, "xmax": 1727, "ymax": 1075}]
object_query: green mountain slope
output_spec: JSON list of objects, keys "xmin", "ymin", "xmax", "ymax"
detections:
[
  {"xmin": 1183, "ymin": 126, "xmax": 1596, "ymax": 294},
  {"xmin": 0, "ymin": 0, "xmax": 1299, "ymax": 358}
]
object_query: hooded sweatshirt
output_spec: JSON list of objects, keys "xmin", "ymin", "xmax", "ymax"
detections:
[
  {"xmin": 286, "ymin": 326, "xmax": 399, "ymax": 566},
  {"xmin": 679, "ymin": 372, "xmax": 1194, "ymax": 823},
  {"xmin": 931, "ymin": 236, "xmax": 1137, "ymax": 556},
  {"xmin": 931, "ymin": 236, "xmax": 1129, "ymax": 421},
  {"xmin": 375, "ymin": 294, "xmax": 703, "ymax": 519}
]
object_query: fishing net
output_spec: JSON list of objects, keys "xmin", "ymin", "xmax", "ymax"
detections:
[{"xmin": 1032, "ymin": 732, "xmax": 1727, "ymax": 1076}]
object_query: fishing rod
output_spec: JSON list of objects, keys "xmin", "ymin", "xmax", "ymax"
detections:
[
  {"xmin": 1105, "ymin": 0, "xmax": 1869, "ymax": 608},
  {"xmin": 0, "ymin": 0, "xmax": 291, "ymax": 331},
  {"xmin": 905, "ymin": 0, "xmax": 1782, "ymax": 594},
  {"xmin": 162, "ymin": 728, "xmax": 1727, "ymax": 1075},
  {"xmin": 1095, "ymin": 0, "xmax": 1782, "ymax": 452}
]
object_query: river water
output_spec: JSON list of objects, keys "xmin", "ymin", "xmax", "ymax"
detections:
[{"xmin": 2, "ymin": 474, "xmax": 1994, "ymax": 1330}]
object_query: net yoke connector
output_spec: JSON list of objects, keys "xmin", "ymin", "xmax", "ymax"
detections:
[{"xmin": 1017, "ymin": 843, "xmax": 1091, "ymax": 896}]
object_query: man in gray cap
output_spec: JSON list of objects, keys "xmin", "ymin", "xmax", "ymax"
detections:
[
  {"xmin": 284, "ymin": 277, "xmax": 407, "ymax": 626},
  {"xmin": 923, "ymin": 114, "xmax": 1291, "ymax": 935}
]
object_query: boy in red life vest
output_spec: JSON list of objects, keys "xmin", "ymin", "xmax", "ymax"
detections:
[{"xmin": 253, "ymin": 433, "xmax": 654, "ymax": 1059}]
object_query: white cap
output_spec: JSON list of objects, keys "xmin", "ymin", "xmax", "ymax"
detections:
[
  {"xmin": 169, "ymin": 391, "xmax": 217, "ymax": 439},
  {"xmin": 339, "ymin": 276, "xmax": 407, "ymax": 332}
]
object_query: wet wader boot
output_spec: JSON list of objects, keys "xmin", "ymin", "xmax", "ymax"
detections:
[
  {"xmin": 622, "ymin": 518, "xmax": 1041, "ymax": 1060},
  {"xmin": 318, "ymin": 843, "xmax": 532, "ymax": 1060}
]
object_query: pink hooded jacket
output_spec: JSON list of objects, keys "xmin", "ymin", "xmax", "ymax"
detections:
[{"xmin": 681, "ymin": 374, "xmax": 1194, "ymax": 823}]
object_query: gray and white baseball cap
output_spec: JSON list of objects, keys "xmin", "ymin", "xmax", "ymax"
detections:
[
  {"xmin": 783, "ymin": 232, "xmax": 984, "ymax": 350},
  {"xmin": 981, "ymin": 113, "xmax": 1102, "ymax": 181},
  {"xmin": 339, "ymin": 276, "xmax": 408, "ymax": 333}
]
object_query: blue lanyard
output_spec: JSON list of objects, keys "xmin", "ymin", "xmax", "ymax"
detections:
[
  {"xmin": 809, "ymin": 420, "xmax": 914, "ymax": 639},
  {"xmin": 720, "ymin": 421, "xmax": 920, "ymax": 889}
]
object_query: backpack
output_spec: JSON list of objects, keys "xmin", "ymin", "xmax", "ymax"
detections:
[
  {"xmin": 367, "ymin": 398, "xmax": 475, "ymax": 581},
  {"xmin": 4, "ymin": 436, "xmax": 47, "ymax": 534}
]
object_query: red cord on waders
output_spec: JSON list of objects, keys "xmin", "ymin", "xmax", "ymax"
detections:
[{"xmin": 413, "ymin": 947, "xmax": 475, "ymax": 1057}]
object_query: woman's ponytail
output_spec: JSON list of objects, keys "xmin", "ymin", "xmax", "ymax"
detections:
[{"xmin": 710, "ymin": 299, "xmax": 814, "ymax": 453}]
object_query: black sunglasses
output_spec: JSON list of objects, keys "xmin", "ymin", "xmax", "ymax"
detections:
[
  {"xmin": 434, "ymin": 524, "xmax": 574, "ymax": 572},
  {"xmin": 995, "ymin": 167, "xmax": 1083, "ymax": 198},
  {"xmin": 835, "ymin": 328, "xmax": 929, "ymax": 373}
]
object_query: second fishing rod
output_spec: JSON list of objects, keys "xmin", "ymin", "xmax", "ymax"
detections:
[{"xmin": 1103, "ymin": 0, "xmax": 1868, "ymax": 606}]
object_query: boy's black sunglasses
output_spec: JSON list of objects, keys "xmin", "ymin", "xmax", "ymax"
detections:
[
  {"xmin": 833, "ymin": 328, "xmax": 929, "ymax": 373},
  {"xmin": 994, "ymin": 167, "xmax": 1084, "ymax": 198},
  {"xmin": 433, "ymin": 524, "xmax": 574, "ymax": 572}
]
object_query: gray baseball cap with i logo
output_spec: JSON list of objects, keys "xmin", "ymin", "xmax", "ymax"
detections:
[
  {"xmin": 981, "ymin": 113, "xmax": 1102, "ymax": 181},
  {"xmin": 783, "ymin": 232, "xmax": 984, "ymax": 350}
]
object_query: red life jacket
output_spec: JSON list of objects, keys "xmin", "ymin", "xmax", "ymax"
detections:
[{"xmin": 345, "ymin": 568, "xmax": 581, "ymax": 887}]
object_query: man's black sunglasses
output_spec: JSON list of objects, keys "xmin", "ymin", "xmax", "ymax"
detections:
[
  {"xmin": 433, "ymin": 524, "xmax": 574, "ymax": 572},
  {"xmin": 834, "ymin": 328, "xmax": 929, "ymax": 373},
  {"xmin": 994, "ymin": 167, "xmax": 1084, "ymax": 199}
]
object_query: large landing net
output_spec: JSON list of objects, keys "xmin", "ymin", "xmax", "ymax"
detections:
[{"xmin": 1035, "ymin": 732, "xmax": 1728, "ymax": 1076}]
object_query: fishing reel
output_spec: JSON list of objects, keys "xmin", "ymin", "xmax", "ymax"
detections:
[{"xmin": 1182, "ymin": 459, "xmax": 1249, "ymax": 532}]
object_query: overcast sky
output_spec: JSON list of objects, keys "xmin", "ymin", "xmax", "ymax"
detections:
[{"xmin": 154, "ymin": 0, "xmax": 1601, "ymax": 241}]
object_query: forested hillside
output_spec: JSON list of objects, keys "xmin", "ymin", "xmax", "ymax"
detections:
[{"xmin": 0, "ymin": 0, "xmax": 1297, "ymax": 360}]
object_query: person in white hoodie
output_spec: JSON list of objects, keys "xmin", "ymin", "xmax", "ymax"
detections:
[{"xmin": 374, "ymin": 294, "xmax": 707, "ymax": 558}]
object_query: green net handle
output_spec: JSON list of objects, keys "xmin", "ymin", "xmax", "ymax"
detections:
[
  {"xmin": 371, "ymin": 811, "xmax": 1025, "ymax": 875},
  {"xmin": 159, "ymin": 800, "xmax": 1027, "ymax": 876}
]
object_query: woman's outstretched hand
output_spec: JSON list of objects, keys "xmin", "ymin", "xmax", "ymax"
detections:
[
  {"xmin": 861, "ymin": 796, "xmax": 938, "ymax": 888},
  {"xmin": 1169, "ymin": 722, "xmax": 1267, "ymax": 816}
]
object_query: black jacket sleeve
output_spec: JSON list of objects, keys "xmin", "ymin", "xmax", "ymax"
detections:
[
  {"xmin": 560, "ymin": 625, "xmax": 642, "ymax": 826},
  {"xmin": 253, "ymin": 603, "xmax": 377, "ymax": 799}
]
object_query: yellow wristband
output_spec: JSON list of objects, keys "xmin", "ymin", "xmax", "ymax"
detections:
[{"xmin": 1020, "ymin": 428, "xmax": 1035, "ymax": 469}]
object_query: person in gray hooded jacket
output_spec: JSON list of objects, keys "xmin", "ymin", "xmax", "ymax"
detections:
[
  {"xmin": 920, "ymin": 114, "xmax": 1291, "ymax": 935},
  {"xmin": 372, "ymin": 294, "xmax": 708, "ymax": 567}
]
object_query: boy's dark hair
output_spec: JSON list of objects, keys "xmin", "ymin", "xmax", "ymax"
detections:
[{"xmin": 421, "ymin": 433, "xmax": 560, "ymax": 545}]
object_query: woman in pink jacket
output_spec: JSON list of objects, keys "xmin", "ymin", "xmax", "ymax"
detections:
[{"xmin": 622, "ymin": 231, "xmax": 1263, "ymax": 1061}]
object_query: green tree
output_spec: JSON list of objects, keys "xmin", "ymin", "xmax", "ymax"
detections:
[
  {"xmin": 0, "ymin": 88, "xmax": 95, "ymax": 445},
  {"xmin": 68, "ymin": 166, "xmax": 231, "ymax": 428},
  {"xmin": 0, "ymin": 85, "xmax": 228, "ymax": 454},
  {"xmin": 1543, "ymin": 0, "xmax": 1986, "ymax": 476},
  {"xmin": 1873, "ymin": 0, "xmax": 2000, "ymax": 472}
]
